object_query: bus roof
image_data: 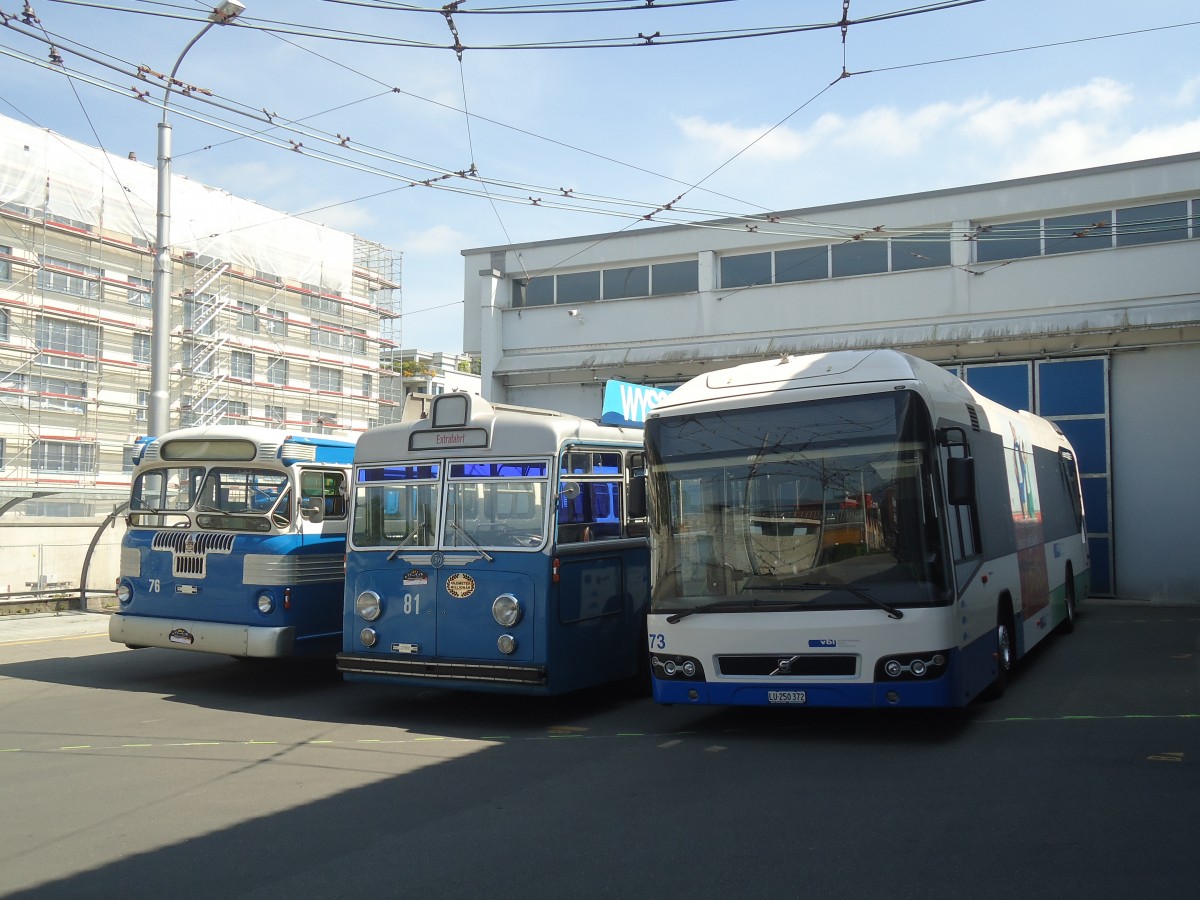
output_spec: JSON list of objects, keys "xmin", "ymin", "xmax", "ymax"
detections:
[
  {"xmin": 651, "ymin": 349, "xmax": 1070, "ymax": 452},
  {"xmin": 355, "ymin": 393, "xmax": 642, "ymax": 463},
  {"xmin": 136, "ymin": 424, "xmax": 359, "ymax": 466}
]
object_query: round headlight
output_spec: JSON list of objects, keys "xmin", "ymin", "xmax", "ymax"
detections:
[
  {"xmin": 884, "ymin": 659, "xmax": 903, "ymax": 678},
  {"xmin": 356, "ymin": 590, "xmax": 382, "ymax": 622},
  {"xmin": 256, "ymin": 592, "xmax": 275, "ymax": 614},
  {"xmin": 492, "ymin": 593, "xmax": 522, "ymax": 627},
  {"xmin": 910, "ymin": 658, "xmax": 928, "ymax": 677},
  {"xmin": 360, "ymin": 628, "xmax": 378, "ymax": 648},
  {"xmin": 115, "ymin": 582, "xmax": 132, "ymax": 604},
  {"xmin": 497, "ymin": 634, "xmax": 517, "ymax": 655},
  {"xmin": 682, "ymin": 660, "xmax": 697, "ymax": 677}
]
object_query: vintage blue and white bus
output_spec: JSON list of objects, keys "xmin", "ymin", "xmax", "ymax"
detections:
[
  {"xmin": 643, "ymin": 349, "xmax": 1089, "ymax": 708},
  {"xmin": 338, "ymin": 392, "xmax": 649, "ymax": 695},
  {"xmin": 110, "ymin": 425, "xmax": 357, "ymax": 658}
]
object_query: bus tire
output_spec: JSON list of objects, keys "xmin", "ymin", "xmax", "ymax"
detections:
[
  {"xmin": 1059, "ymin": 565, "xmax": 1078, "ymax": 635},
  {"xmin": 981, "ymin": 602, "xmax": 1015, "ymax": 701}
]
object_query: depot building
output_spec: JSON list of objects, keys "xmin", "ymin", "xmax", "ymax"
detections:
[{"xmin": 461, "ymin": 153, "xmax": 1200, "ymax": 602}]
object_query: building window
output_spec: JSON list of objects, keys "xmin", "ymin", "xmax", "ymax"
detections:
[
  {"xmin": 266, "ymin": 357, "xmax": 288, "ymax": 386},
  {"xmin": 975, "ymin": 219, "xmax": 1041, "ymax": 262},
  {"xmin": 31, "ymin": 440, "xmax": 96, "ymax": 474},
  {"xmin": 30, "ymin": 375, "xmax": 88, "ymax": 412},
  {"xmin": 127, "ymin": 275, "xmax": 152, "ymax": 307},
  {"xmin": 1115, "ymin": 201, "xmax": 1189, "ymax": 246},
  {"xmin": 602, "ymin": 265, "xmax": 649, "ymax": 300},
  {"xmin": 183, "ymin": 341, "xmax": 214, "ymax": 375},
  {"xmin": 265, "ymin": 404, "xmax": 286, "ymax": 425},
  {"xmin": 35, "ymin": 316, "xmax": 100, "ymax": 362},
  {"xmin": 557, "ymin": 270, "xmax": 601, "ymax": 304},
  {"xmin": 133, "ymin": 333, "xmax": 151, "ymax": 365},
  {"xmin": 514, "ymin": 275, "xmax": 554, "ymax": 308},
  {"xmin": 0, "ymin": 308, "xmax": 9, "ymax": 343},
  {"xmin": 650, "ymin": 260, "xmax": 699, "ymax": 296},
  {"xmin": 775, "ymin": 246, "xmax": 829, "ymax": 283},
  {"xmin": 831, "ymin": 240, "xmax": 889, "ymax": 277},
  {"xmin": 230, "ymin": 350, "xmax": 254, "ymax": 381},
  {"xmin": 362, "ymin": 373, "xmax": 372, "ymax": 399},
  {"xmin": 300, "ymin": 292, "xmax": 341, "ymax": 316},
  {"xmin": 263, "ymin": 307, "xmax": 288, "ymax": 337},
  {"xmin": 37, "ymin": 256, "xmax": 101, "ymax": 299},
  {"xmin": 311, "ymin": 365, "xmax": 342, "ymax": 393},
  {"xmin": 237, "ymin": 303, "xmax": 259, "ymax": 333},
  {"xmin": 720, "ymin": 252, "xmax": 772, "ymax": 289},
  {"xmin": 183, "ymin": 297, "xmax": 217, "ymax": 336},
  {"xmin": 222, "ymin": 400, "xmax": 249, "ymax": 422},
  {"xmin": 890, "ymin": 232, "xmax": 952, "ymax": 271},
  {"xmin": 137, "ymin": 389, "xmax": 148, "ymax": 423},
  {"xmin": 123, "ymin": 444, "xmax": 137, "ymax": 473},
  {"xmin": 1044, "ymin": 211, "xmax": 1111, "ymax": 254},
  {"xmin": 0, "ymin": 244, "xmax": 12, "ymax": 281}
]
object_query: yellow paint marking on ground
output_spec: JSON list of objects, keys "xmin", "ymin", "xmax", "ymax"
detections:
[{"xmin": 1147, "ymin": 752, "xmax": 1184, "ymax": 763}]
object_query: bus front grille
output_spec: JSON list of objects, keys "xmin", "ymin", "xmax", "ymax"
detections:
[
  {"xmin": 717, "ymin": 655, "xmax": 858, "ymax": 677},
  {"xmin": 337, "ymin": 654, "xmax": 547, "ymax": 686}
]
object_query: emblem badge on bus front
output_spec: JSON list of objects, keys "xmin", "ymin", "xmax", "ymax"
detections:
[{"xmin": 446, "ymin": 573, "xmax": 476, "ymax": 599}]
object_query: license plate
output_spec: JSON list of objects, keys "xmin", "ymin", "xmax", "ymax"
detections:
[{"xmin": 767, "ymin": 690, "xmax": 807, "ymax": 704}]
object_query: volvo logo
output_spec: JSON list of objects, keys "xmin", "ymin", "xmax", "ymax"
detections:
[{"xmin": 777, "ymin": 658, "xmax": 792, "ymax": 673}]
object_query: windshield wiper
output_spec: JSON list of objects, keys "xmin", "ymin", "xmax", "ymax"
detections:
[
  {"xmin": 448, "ymin": 523, "xmax": 494, "ymax": 563},
  {"xmin": 775, "ymin": 582, "xmax": 904, "ymax": 619},
  {"xmin": 387, "ymin": 529, "xmax": 420, "ymax": 561},
  {"xmin": 665, "ymin": 584, "xmax": 903, "ymax": 623},
  {"xmin": 666, "ymin": 598, "xmax": 767, "ymax": 624}
]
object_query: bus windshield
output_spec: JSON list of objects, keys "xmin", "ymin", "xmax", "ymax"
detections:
[
  {"xmin": 645, "ymin": 391, "xmax": 947, "ymax": 615},
  {"xmin": 129, "ymin": 466, "xmax": 291, "ymax": 531},
  {"xmin": 445, "ymin": 461, "xmax": 550, "ymax": 549}
]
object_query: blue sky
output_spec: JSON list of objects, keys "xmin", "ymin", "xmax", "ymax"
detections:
[{"xmin": 2, "ymin": 0, "xmax": 1197, "ymax": 353}]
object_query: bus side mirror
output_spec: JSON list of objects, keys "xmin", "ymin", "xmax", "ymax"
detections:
[
  {"xmin": 946, "ymin": 457, "xmax": 975, "ymax": 506},
  {"xmin": 627, "ymin": 475, "xmax": 647, "ymax": 519},
  {"xmin": 300, "ymin": 497, "xmax": 325, "ymax": 522}
]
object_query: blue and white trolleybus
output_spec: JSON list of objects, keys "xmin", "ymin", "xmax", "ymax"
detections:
[
  {"xmin": 338, "ymin": 392, "xmax": 648, "ymax": 695},
  {"xmin": 643, "ymin": 349, "xmax": 1088, "ymax": 707},
  {"xmin": 110, "ymin": 425, "xmax": 357, "ymax": 658}
]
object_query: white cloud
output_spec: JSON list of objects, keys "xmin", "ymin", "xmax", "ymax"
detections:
[
  {"xmin": 403, "ymin": 223, "xmax": 469, "ymax": 255},
  {"xmin": 960, "ymin": 77, "xmax": 1132, "ymax": 144},
  {"xmin": 1000, "ymin": 118, "xmax": 1200, "ymax": 178}
]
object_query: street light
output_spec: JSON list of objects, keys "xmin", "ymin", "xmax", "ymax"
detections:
[{"xmin": 149, "ymin": 0, "xmax": 246, "ymax": 438}]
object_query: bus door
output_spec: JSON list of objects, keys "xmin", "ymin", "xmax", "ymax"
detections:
[
  {"xmin": 552, "ymin": 451, "xmax": 645, "ymax": 682},
  {"xmin": 434, "ymin": 461, "xmax": 548, "ymax": 663}
]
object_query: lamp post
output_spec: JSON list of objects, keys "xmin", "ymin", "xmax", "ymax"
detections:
[{"xmin": 148, "ymin": 0, "xmax": 246, "ymax": 438}]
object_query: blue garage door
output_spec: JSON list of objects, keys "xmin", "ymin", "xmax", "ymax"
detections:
[{"xmin": 962, "ymin": 357, "xmax": 1112, "ymax": 595}]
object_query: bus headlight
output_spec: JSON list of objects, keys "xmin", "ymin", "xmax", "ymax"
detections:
[
  {"xmin": 256, "ymin": 592, "xmax": 275, "ymax": 614},
  {"xmin": 497, "ymin": 634, "xmax": 517, "ymax": 655},
  {"xmin": 356, "ymin": 590, "xmax": 383, "ymax": 622},
  {"xmin": 115, "ymin": 582, "xmax": 132, "ymax": 604},
  {"xmin": 876, "ymin": 650, "xmax": 951, "ymax": 682},
  {"xmin": 360, "ymin": 628, "xmax": 378, "ymax": 648},
  {"xmin": 492, "ymin": 594, "xmax": 522, "ymax": 627}
]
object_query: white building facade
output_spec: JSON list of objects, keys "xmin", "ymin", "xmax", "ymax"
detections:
[
  {"xmin": 0, "ymin": 116, "xmax": 405, "ymax": 600},
  {"xmin": 463, "ymin": 153, "xmax": 1200, "ymax": 602}
]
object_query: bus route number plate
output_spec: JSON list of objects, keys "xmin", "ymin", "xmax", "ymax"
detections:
[{"xmin": 767, "ymin": 690, "xmax": 807, "ymax": 704}]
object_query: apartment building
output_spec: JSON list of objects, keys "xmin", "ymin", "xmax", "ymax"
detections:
[{"xmin": 0, "ymin": 115, "xmax": 402, "ymax": 517}]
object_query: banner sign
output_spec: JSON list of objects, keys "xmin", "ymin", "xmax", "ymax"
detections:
[{"xmin": 601, "ymin": 380, "xmax": 673, "ymax": 427}]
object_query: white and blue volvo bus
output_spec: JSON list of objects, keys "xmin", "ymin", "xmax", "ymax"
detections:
[
  {"xmin": 643, "ymin": 350, "xmax": 1089, "ymax": 708},
  {"xmin": 110, "ymin": 425, "xmax": 356, "ymax": 658},
  {"xmin": 338, "ymin": 392, "xmax": 649, "ymax": 695}
]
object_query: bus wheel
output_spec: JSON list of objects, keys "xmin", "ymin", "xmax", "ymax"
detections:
[
  {"xmin": 981, "ymin": 606, "xmax": 1014, "ymax": 700},
  {"xmin": 1059, "ymin": 567, "xmax": 1077, "ymax": 635}
]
